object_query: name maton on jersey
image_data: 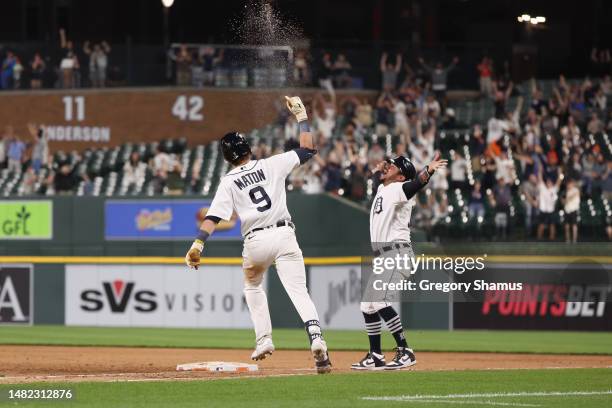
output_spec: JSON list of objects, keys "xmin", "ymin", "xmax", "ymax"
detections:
[{"xmin": 233, "ymin": 169, "xmax": 266, "ymax": 190}]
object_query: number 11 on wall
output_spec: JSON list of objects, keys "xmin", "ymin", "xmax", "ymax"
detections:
[{"xmin": 63, "ymin": 96, "xmax": 85, "ymax": 122}]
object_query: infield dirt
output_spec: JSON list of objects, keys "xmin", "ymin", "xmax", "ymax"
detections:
[{"xmin": 1, "ymin": 346, "xmax": 611, "ymax": 384}]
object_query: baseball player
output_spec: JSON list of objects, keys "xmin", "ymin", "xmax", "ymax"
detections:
[
  {"xmin": 352, "ymin": 153, "xmax": 447, "ymax": 370},
  {"xmin": 185, "ymin": 96, "xmax": 332, "ymax": 374}
]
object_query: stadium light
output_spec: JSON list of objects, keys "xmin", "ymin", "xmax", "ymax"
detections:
[
  {"xmin": 518, "ymin": 14, "xmax": 547, "ymax": 25},
  {"xmin": 162, "ymin": 0, "xmax": 174, "ymax": 7}
]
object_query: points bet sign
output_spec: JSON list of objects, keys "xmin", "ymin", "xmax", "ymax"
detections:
[{"xmin": 0, "ymin": 201, "xmax": 53, "ymax": 240}]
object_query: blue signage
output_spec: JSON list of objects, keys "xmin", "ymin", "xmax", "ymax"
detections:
[{"xmin": 105, "ymin": 200, "xmax": 241, "ymax": 240}]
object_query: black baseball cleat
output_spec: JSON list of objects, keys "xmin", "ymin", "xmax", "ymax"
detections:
[
  {"xmin": 384, "ymin": 347, "xmax": 417, "ymax": 370},
  {"xmin": 351, "ymin": 352, "xmax": 386, "ymax": 370}
]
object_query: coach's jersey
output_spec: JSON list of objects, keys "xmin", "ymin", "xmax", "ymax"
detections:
[
  {"xmin": 206, "ymin": 151, "xmax": 300, "ymax": 237},
  {"xmin": 369, "ymin": 181, "xmax": 416, "ymax": 249}
]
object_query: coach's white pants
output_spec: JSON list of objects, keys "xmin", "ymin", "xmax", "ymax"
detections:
[{"xmin": 242, "ymin": 226, "xmax": 319, "ymax": 342}]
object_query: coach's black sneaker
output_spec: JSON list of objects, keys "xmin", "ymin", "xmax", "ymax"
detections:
[
  {"xmin": 384, "ymin": 347, "xmax": 416, "ymax": 370},
  {"xmin": 351, "ymin": 352, "xmax": 386, "ymax": 370}
]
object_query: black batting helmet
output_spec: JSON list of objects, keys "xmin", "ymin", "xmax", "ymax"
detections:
[
  {"xmin": 386, "ymin": 156, "xmax": 416, "ymax": 180},
  {"xmin": 221, "ymin": 132, "xmax": 251, "ymax": 165}
]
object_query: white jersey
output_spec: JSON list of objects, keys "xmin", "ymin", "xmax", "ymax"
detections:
[
  {"xmin": 206, "ymin": 151, "xmax": 300, "ymax": 237},
  {"xmin": 369, "ymin": 181, "xmax": 416, "ymax": 249}
]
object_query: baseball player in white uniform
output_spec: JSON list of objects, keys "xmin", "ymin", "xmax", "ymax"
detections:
[
  {"xmin": 352, "ymin": 153, "xmax": 447, "ymax": 370},
  {"xmin": 185, "ymin": 96, "xmax": 332, "ymax": 374}
]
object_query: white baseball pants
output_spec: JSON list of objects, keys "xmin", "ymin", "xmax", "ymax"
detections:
[{"xmin": 241, "ymin": 225, "xmax": 320, "ymax": 342}]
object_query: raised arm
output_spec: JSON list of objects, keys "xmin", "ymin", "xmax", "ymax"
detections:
[
  {"xmin": 402, "ymin": 152, "xmax": 447, "ymax": 199},
  {"xmin": 59, "ymin": 28, "xmax": 67, "ymax": 49},
  {"xmin": 83, "ymin": 41, "xmax": 92, "ymax": 55},
  {"xmin": 394, "ymin": 53, "xmax": 402, "ymax": 73},
  {"xmin": 380, "ymin": 53, "xmax": 388, "ymax": 72}
]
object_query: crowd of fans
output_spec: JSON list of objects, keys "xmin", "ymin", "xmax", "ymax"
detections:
[
  {"xmin": 1, "ymin": 46, "xmax": 611, "ymax": 241},
  {"xmin": 274, "ymin": 59, "xmax": 611, "ymax": 242},
  {"xmin": 1, "ymin": 28, "xmax": 115, "ymax": 90}
]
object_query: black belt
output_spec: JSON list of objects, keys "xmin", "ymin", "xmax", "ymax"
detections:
[
  {"xmin": 373, "ymin": 242, "xmax": 411, "ymax": 257},
  {"xmin": 245, "ymin": 220, "xmax": 295, "ymax": 238}
]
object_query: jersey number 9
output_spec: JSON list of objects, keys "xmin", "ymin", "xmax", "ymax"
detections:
[{"xmin": 249, "ymin": 186, "xmax": 272, "ymax": 212}]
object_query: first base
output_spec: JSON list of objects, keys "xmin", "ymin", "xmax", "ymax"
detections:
[{"xmin": 176, "ymin": 361, "xmax": 259, "ymax": 373}]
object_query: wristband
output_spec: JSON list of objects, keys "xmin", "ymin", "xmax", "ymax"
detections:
[
  {"xmin": 190, "ymin": 240, "xmax": 204, "ymax": 252},
  {"xmin": 196, "ymin": 231, "xmax": 210, "ymax": 242},
  {"xmin": 298, "ymin": 121, "xmax": 310, "ymax": 132}
]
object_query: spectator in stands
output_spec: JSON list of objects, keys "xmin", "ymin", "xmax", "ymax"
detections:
[
  {"xmin": 122, "ymin": 151, "xmax": 146, "ymax": 193},
  {"xmin": 392, "ymin": 95, "xmax": 409, "ymax": 137},
  {"xmin": 422, "ymin": 94, "xmax": 441, "ymax": 119},
  {"xmin": 6, "ymin": 130, "xmax": 25, "ymax": 173},
  {"xmin": 53, "ymin": 163, "xmax": 79, "ymax": 194},
  {"xmin": 28, "ymin": 123, "xmax": 47, "ymax": 174},
  {"xmin": 318, "ymin": 52, "xmax": 334, "ymax": 93},
  {"xmin": 355, "ymin": 97, "xmax": 373, "ymax": 130},
  {"xmin": 1, "ymin": 51, "xmax": 16, "ymax": 89},
  {"xmin": 151, "ymin": 145, "xmax": 171, "ymax": 193},
  {"xmin": 322, "ymin": 151, "xmax": 342, "ymax": 193},
  {"xmin": 380, "ymin": 52, "xmax": 402, "ymax": 92},
  {"xmin": 603, "ymin": 162, "xmax": 612, "ymax": 203},
  {"xmin": 84, "ymin": 41, "xmax": 111, "ymax": 87},
  {"xmin": 165, "ymin": 161, "xmax": 185, "ymax": 195},
  {"xmin": 30, "ymin": 52, "xmax": 46, "ymax": 89},
  {"xmin": 521, "ymin": 173, "xmax": 539, "ymax": 235},
  {"xmin": 313, "ymin": 90, "xmax": 336, "ymax": 141},
  {"xmin": 333, "ymin": 53, "xmax": 352, "ymax": 88},
  {"xmin": 563, "ymin": 179, "xmax": 580, "ymax": 243},
  {"xmin": 21, "ymin": 167, "xmax": 37, "ymax": 195},
  {"xmin": 198, "ymin": 46, "xmax": 221, "ymax": 86},
  {"xmin": 418, "ymin": 56, "xmax": 459, "ymax": 105},
  {"xmin": 375, "ymin": 93, "xmax": 394, "ymax": 137},
  {"xmin": 587, "ymin": 112, "xmax": 604, "ymax": 134},
  {"xmin": 490, "ymin": 177, "xmax": 511, "ymax": 239},
  {"xmin": 492, "ymin": 79, "xmax": 513, "ymax": 118},
  {"xmin": 477, "ymin": 57, "xmax": 493, "ymax": 98},
  {"xmin": 173, "ymin": 45, "xmax": 192, "ymax": 86},
  {"xmin": 537, "ymin": 169, "xmax": 563, "ymax": 241},
  {"xmin": 432, "ymin": 194, "xmax": 449, "ymax": 226},
  {"xmin": 293, "ymin": 50, "xmax": 310, "ymax": 86},
  {"xmin": 450, "ymin": 150, "xmax": 467, "ymax": 191},
  {"xmin": 495, "ymin": 150, "xmax": 514, "ymax": 184},
  {"xmin": 12, "ymin": 57, "xmax": 23, "ymax": 89},
  {"xmin": 59, "ymin": 28, "xmax": 80, "ymax": 88},
  {"xmin": 468, "ymin": 180, "xmax": 485, "ymax": 220}
]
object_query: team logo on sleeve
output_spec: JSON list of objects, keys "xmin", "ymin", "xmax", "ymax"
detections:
[{"xmin": 373, "ymin": 197, "xmax": 383, "ymax": 214}]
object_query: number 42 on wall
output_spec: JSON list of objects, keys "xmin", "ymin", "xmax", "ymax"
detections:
[{"xmin": 172, "ymin": 95, "xmax": 204, "ymax": 121}]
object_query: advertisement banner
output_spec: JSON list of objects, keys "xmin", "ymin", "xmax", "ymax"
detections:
[
  {"xmin": 453, "ymin": 262, "xmax": 612, "ymax": 331},
  {"xmin": 309, "ymin": 265, "xmax": 400, "ymax": 329},
  {"xmin": 0, "ymin": 265, "xmax": 32, "ymax": 325},
  {"xmin": 105, "ymin": 200, "xmax": 241, "ymax": 240},
  {"xmin": 65, "ymin": 264, "xmax": 257, "ymax": 328},
  {"xmin": 0, "ymin": 201, "xmax": 53, "ymax": 240}
]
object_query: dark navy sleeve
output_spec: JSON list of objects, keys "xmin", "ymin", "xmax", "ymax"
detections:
[
  {"xmin": 401, "ymin": 168, "xmax": 432, "ymax": 200},
  {"xmin": 293, "ymin": 148, "xmax": 317, "ymax": 165}
]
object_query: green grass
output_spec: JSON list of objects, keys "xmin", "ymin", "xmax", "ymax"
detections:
[
  {"xmin": 0, "ymin": 369, "xmax": 610, "ymax": 408},
  {"xmin": 1, "ymin": 326, "xmax": 612, "ymax": 355}
]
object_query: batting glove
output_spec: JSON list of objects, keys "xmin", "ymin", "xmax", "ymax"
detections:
[
  {"xmin": 285, "ymin": 96, "xmax": 308, "ymax": 122},
  {"xmin": 185, "ymin": 240, "xmax": 204, "ymax": 270}
]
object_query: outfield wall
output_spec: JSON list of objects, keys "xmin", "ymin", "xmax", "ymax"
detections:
[
  {"xmin": 0, "ymin": 87, "xmax": 377, "ymax": 153},
  {"xmin": 2, "ymin": 259, "xmax": 611, "ymax": 331}
]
